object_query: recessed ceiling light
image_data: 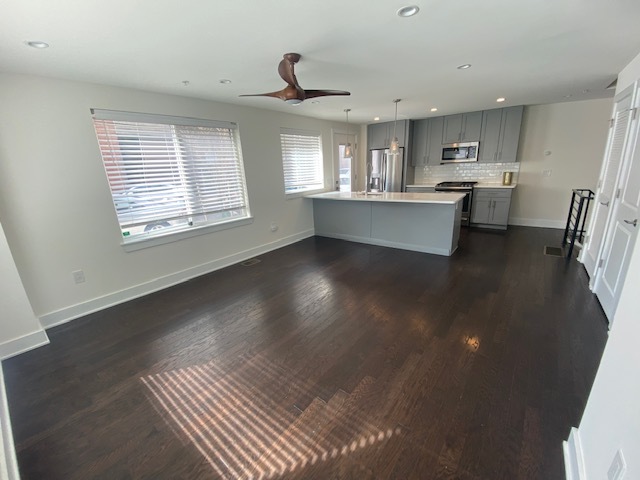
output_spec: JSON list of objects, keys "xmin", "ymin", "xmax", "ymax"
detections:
[
  {"xmin": 311, "ymin": 100, "xmax": 320, "ymax": 104},
  {"xmin": 219, "ymin": 79, "xmax": 232, "ymax": 84},
  {"xmin": 25, "ymin": 41, "xmax": 49, "ymax": 49},
  {"xmin": 397, "ymin": 5, "xmax": 420, "ymax": 17},
  {"xmin": 457, "ymin": 64, "xmax": 472, "ymax": 70},
  {"xmin": 374, "ymin": 117, "xmax": 380, "ymax": 121},
  {"xmin": 430, "ymin": 107, "xmax": 438, "ymax": 112},
  {"xmin": 564, "ymin": 94, "xmax": 572, "ymax": 98},
  {"xmin": 496, "ymin": 97, "xmax": 506, "ymax": 103}
]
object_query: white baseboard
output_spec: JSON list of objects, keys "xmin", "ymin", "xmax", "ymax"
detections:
[
  {"xmin": 563, "ymin": 427, "xmax": 586, "ymax": 480},
  {"xmin": 40, "ymin": 230, "xmax": 315, "ymax": 330},
  {"xmin": 0, "ymin": 364, "xmax": 20, "ymax": 480},
  {"xmin": 509, "ymin": 217, "xmax": 565, "ymax": 229},
  {"xmin": 0, "ymin": 330, "xmax": 49, "ymax": 361}
]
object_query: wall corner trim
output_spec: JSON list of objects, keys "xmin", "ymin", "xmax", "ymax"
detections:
[
  {"xmin": 39, "ymin": 229, "xmax": 315, "ymax": 330},
  {"xmin": 563, "ymin": 427, "xmax": 587, "ymax": 480},
  {"xmin": 0, "ymin": 363, "xmax": 21, "ymax": 480},
  {"xmin": 0, "ymin": 330, "xmax": 49, "ymax": 361}
]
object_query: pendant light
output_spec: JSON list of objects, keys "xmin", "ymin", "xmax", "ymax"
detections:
[
  {"xmin": 389, "ymin": 99, "xmax": 401, "ymax": 157},
  {"xmin": 344, "ymin": 108, "xmax": 353, "ymax": 159}
]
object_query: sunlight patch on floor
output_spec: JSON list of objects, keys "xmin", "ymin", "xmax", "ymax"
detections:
[{"xmin": 142, "ymin": 356, "xmax": 398, "ymax": 479}]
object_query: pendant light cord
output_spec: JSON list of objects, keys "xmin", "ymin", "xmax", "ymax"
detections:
[{"xmin": 393, "ymin": 100, "xmax": 398, "ymax": 140}]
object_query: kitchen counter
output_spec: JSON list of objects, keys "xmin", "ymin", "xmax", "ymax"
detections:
[
  {"xmin": 474, "ymin": 183, "xmax": 517, "ymax": 189},
  {"xmin": 307, "ymin": 191, "xmax": 465, "ymax": 204},
  {"xmin": 405, "ymin": 182, "xmax": 517, "ymax": 189},
  {"xmin": 308, "ymin": 191, "xmax": 464, "ymax": 256}
]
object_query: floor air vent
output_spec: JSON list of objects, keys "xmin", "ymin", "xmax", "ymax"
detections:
[
  {"xmin": 240, "ymin": 258, "xmax": 261, "ymax": 267},
  {"xmin": 544, "ymin": 246, "xmax": 564, "ymax": 257}
]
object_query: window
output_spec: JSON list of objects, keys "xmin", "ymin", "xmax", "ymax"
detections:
[
  {"xmin": 280, "ymin": 128, "xmax": 324, "ymax": 194},
  {"xmin": 92, "ymin": 109, "xmax": 250, "ymax": 244}
]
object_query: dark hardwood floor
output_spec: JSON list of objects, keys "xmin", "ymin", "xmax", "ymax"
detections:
[{"xmin": 3, "ymin": 227, "xmax": 609, "ymax": 479}]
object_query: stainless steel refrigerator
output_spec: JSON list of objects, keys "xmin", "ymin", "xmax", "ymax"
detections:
[{"xmin": 368, "ymin": 148, "xmax": 405, "ymax": 192}]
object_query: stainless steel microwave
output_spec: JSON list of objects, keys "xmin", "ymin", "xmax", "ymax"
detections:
[{"xmin": 441, "ymin": 141, "xmax": 479, "ymax": 164}]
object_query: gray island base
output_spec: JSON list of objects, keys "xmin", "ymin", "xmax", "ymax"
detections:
[{"xmin": 308, "ymin": 192, "xmax": 465, "ymax": 256}]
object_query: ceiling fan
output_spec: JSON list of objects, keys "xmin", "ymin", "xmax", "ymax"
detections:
[{"xmin": 240, "ymin": 53, "xmax": 350, "ymax": 105}]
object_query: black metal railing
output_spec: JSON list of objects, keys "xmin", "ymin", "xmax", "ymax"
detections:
[{"xmin": 563, "ymin": 189, "xmax": 595, "ymax": 259}]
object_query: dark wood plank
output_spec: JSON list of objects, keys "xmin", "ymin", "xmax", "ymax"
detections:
[{"xmin": 3, "ymin": 227, "xmax": 609, "ymax": 479}]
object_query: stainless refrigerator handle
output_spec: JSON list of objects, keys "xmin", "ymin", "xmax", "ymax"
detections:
[{"xmin": 381, "ymin": 153, "xmax": 387, "ymax": 192}]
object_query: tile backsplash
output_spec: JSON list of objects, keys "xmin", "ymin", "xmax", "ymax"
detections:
[{"xmin": 413, "ymin": 162, "xmax": 520, "ymax": 184}]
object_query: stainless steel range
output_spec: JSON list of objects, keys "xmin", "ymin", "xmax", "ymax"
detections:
[{"xmin": 435, "ymin": 181, "xmax": 477, "ymax": 226}]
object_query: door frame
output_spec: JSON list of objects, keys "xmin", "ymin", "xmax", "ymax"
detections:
[
  {"xmin": 592, "ymin": 80, "xmax": 640, "ymax": 323},
  {"xmin": 332, "ymin": 129, "xmax": 358, "ymax": 192},
  {"xmin": 580, "ymin": 84, "xmax": 637, "ymax": 279}
]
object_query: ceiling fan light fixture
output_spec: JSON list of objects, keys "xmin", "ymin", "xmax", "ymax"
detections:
[
  {"xmin": 397, "ymin": 5, "xmax": 420, "ymax": 17},
  {"xmin": 285, "ymin": 98, "xmax": 303, "ymax": 105}
]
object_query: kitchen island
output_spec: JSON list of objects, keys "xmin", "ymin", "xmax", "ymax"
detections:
[{"xmin": 307, "ymin": 191, "xmax": 465, "ymax": 256}]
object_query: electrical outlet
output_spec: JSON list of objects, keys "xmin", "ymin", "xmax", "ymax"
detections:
[
  {"xmin": 608, "ymin": 449, "xmax": 626, "ymax": 480},
  {"xmin": 72, "ymin": 270, "xmax": 85, "ymax": 284},
  {"xmin": 270, "ymin": 222, "xmax": 278, "ymax": 232},
  {"xmin": 542, "ymin": 169, "xmax": 552, "ymax": 177}
]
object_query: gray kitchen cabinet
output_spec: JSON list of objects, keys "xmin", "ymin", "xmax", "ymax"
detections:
[
  {"xmin": 471, "ymin": 188, "xmax": 513, "ymax": 229},
  {"xmin": 442, "ymin": 111, "xmax": 482, "ymax": 144},
  {"xmin": 427, "ymin": 117, "xmax": 444, "ymax": 165},
  {"xmin": 479, "ymin": 109, "xmax": 503, "ymax": 162},
  {"xmin": 367, "ymin": 120, "xmax": 409, "ymax": 150},
  {"xmin": 368, "ymin": 122, "xmax": 389, "ymax": 150},
  {"xmin": 497, "ymin": 106, "xmax": 523, "ymax": 162},
  {"xmin": 411, "ymin": 119, "xmax": 428, "ymax": 166},
  {"xmin": 478, "ymin": 106, "xmax": 523, "ymax": 163},
  {"xmin": 412, "ymin": 117, "xmax": 445, "ymax": 166}
]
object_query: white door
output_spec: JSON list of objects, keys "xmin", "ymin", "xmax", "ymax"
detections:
[
  {"xmin": 594, "ymin": 95, "xmax": 640, "ymax": 322},
  {"xmin": 581, "ymin": 86, "xmax": 635, "ymax": 277},
  {"xmin": 333, "ymin": 132, "xmax": 356, "ymax": 192}
]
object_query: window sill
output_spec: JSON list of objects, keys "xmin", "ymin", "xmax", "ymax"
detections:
[
  {"xmin": 285, "ymin": 187, "xmax": 329, "ymax": 199},
  {"xmin": 121, "ymin": 216, "xmax": 254, "ymax": 252}
]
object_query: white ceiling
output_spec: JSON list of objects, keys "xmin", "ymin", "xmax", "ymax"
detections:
[{"xmin": 2, "ymin": 0, "xmax": 640, "ymax": 123}]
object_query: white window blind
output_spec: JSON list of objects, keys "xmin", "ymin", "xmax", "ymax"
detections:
[
  {"xmin": 92, "ymin": 109, "xmax": 250, "ymax": 241},
  {"xmin": 280, "ymin": 128, "xmax": 324, "ymax": 193}
]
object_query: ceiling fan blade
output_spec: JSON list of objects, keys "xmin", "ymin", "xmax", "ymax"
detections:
[
  {"xmin": 239, "ymin": 53, "xmax": 348, "ymax": 104},
  {"xmin": 239, "ymin": 85, "xmax": 303, "ymax": 102},
  {"xmin": 239, "ymin": 90, "xmax": 286, "ymax": 100},
  {"xmin": 278, "ymin": 53, "xmax": 302, "ymax": 87},
  {"xmin": 303, "ymin": 89, "xmax": 351, "ymax": 99}
]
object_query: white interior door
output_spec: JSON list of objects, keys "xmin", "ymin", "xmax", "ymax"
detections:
[
  {"xmin": 333, "ymin": 132, "xmax": 356, "ymax": 192},
  {"xmin": 594, "ymin": 95, "xmax": 640, "ymax": 322},
  {"xmin": 581, "ymin": 86, "xmax": 635, "ymax": 277}
]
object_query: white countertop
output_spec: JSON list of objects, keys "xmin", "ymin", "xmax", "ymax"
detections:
[
  {"xmin": 406, "ymin": 182, "xmax": 517, "ymax": 189},
  {"xmin": 474, "ymin": 183, "xmax": 517, "ymax": 189},
  {"xmin": 307, "ymin": 191, "xmax": 465, "ymax": 204}
]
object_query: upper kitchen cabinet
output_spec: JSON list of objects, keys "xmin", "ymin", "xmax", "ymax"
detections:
[
  {"xmin": 479, "ymin": 106, "xmax": 523, "ymax": 163},
  {"xmin": 442, "ymin": 111, "xmax": 482, "ymax": 144},
  {"xmin": 411, "ymin": 117, "xmax": 445, "ymax": 166},
  {"xmin": 368, "ymin": 120, "xmax": 409, "ymax": 150},
  {"xmin": 411, "ymin": 119, "xmax": 428, "ymax": 166},
  {"xmin": 427, "ymin": 117, "xmax": 444, "ymax": 165}
]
